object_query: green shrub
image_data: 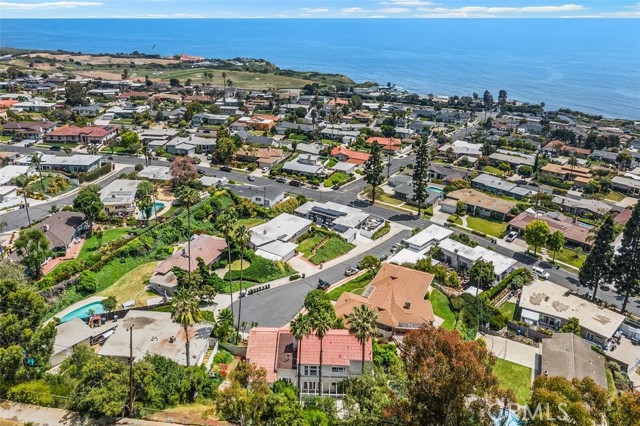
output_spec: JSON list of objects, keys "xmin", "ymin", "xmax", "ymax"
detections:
[
  {"xmin": 77, "ymin": 270, "xmax": 97, "ymax": 293},
  {"xmin": 213, "ymin": 350, "xmax": 234, "ymax": 365},
  {"xmin": 372, "ymin": 221, "xmax": 391, "ymax": 240},
  {"xmin": 135, "ymin": 163, "xmax": 144, "ymax": 172},
  {"xmin": 8, "ymin": 380, "xmax": 53, "ymax": 406},
  {"xmin": 447, "ymin": 214, "xmax": 460, "ymax": 223},
  {"xmin": 471, "ymin": 229, "xmax": 487, "ymax": 238},
  {"xmin": 289, "ymin": 274, "xmax": 301, "ymax": 281}
]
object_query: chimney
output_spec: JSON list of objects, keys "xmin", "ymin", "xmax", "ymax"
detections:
[{"xmin": 404, "ymin": 300, "xmax": 411, "ymax": 309}]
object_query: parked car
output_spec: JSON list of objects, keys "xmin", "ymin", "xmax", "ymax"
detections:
[
  {"xmin": 344, "ymin": 267, "xmax": 358, "ymax": 276},
  {"xmin": 247, "ymin": 175, "xmax": 255, "ymax": 182},
  {"xmin": 49, "ymin": 146, "xmax": 61, "ymax": 151},
  {"xmin": 317, "ymin": 279, "xmax": 330, "ymax": 290},
  {"xmin": 332, "ymin": 184, "xmax": 340, "ymax": 190},
  {"xmin": 262, "ymin": 167, "xmax": 269, "ymax": 173},
  {"xmin": 220, "ymin": 166, "xmax": 232, "ymax": 172},
  {"xmin": 532, "ymin": 266, "xmax": 550, "ymax": 280},
  {"xmin": 379, "ymin": 254, "xmax": 388, "ymax": 262},
  {"xmin": 197, "ymin": 169, "xmax": 205, "ymax": 175},
  {"xmin": 276, "ymin": 177, "xmax": 287, "ymax": 183},
  {"xmin": 505, "ymin": 231, "xmax": 518, "ymax": 242},
  {"xmin": 289, "ymin": 180, "xmax": 302, "ymax": 187}
]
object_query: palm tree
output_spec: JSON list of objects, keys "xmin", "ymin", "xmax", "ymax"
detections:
[
  {"xmin": 221, "ymin": 72, "xmax": 227, "ymax": 104},
  {"xmin": 310, "ymin": 309, "xmax": 333, "ymax": 396},
  {"xmin": 171, "ymin": 289, "xmax": 201, "ymax": 366},
  {"xmin": 568, "ymin": 155, "xmax": 578, "ymax": 181},
  {"xmin": 289, "ymin": 314, "xmax": 312, "ymax": 398},
  {"xmin": 346, "ymin": 304, "xmax": 378, "ymax": 374},
  {"xmin": 30, "ymin": 153, "xmax": 45, "ymax": 194},
  {"xmin": 234, "ymin": 225, "xmax": 251, "ymax": 339},
  {"xmin": 216, "ymin": 211, "xmax": 237, "ymax": 320},
  {"xmin": 177, "ymin": 187, "xmax": 200, "ymax": 283},
  {"xmin": 14, "ymin": 174, "xmax": 32, "ymax": 227}
]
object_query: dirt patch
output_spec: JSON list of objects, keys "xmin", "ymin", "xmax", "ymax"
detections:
[
  {"xmin": 23, "ymin": 53, "xmax": 180, "ymax": 66},
  {"xmin": 146, "ymin": 403, "xmax": 226, "ymax": 426}
]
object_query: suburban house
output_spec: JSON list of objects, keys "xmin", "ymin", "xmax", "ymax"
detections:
[
  {"xmin": 590, "ymin": 149, "xmax": 619, "ymax": 165},
  {"xmin": 246, "ymin": 327, "xmax": 371, "ymax": 396},
  {"xmin": 443, "ymin": 189, "xmax": 517, "ymax": 220},
  {"xmin": 72, "ymin": 105, "xmax": 102, "ymax": 117},
  {"xmin": 236, "ymin": 147, "xmax": 285, "ymax": 169},
  {"xmin": 540, "ymin": 333, "xmax": 607, "ymax": 389},
  {"xmin": 471, "ymin": 174, "xmax": 536, "ymax": 200},
  {"xmin": 230, "ymin": 185, "xmax": 286, "ymax": 208},
  {"xmin": 16, "ymin": 154, "xmax": 103, "ymax": 174},
  {"xmin": 99, "ymin": 179, "xmax": 140, "ymax": 216},
  {"xmin": 552, "ymin": 195, "xmax": 613, "ymax": 218},
  {"xmin": 149, "ymin": 235, "xmax": 228, "ymax": 297},
  {"xmin": 166, "ymin": 135, "xmax": 217, "ymax": 155},
  {"xmin": 508, "ymin": 211, "xmax": 592, "ymax": 249},
  {"xmin": 0, "ymin": 165, "xmax": 31, "ymax": 186},
  {"xmin": 44, "ymin": 125, "xmax": 118, "ymax": 146},
  {"xmin": 237, "ymin": 114, "xmax": 279, "ymax": 131},
  {"xmin": 428, "ymin": 164, "xmax": 468, "ymax": 183},
  {"xmin": 99, "ymin": 310, "xmax": 215, "ymax": 367},
  {"xmin": 275, "ymin": 121, "xmax": 314, "ymax": 136},
  {"xmin": 518, "ymin": 280, "xmax": 625, "ymax": 348},
  {"xmin": 137, "ymin": 165, "xmax": 172, "ymax": 181},
  {"xmin": 192, "ymin": 113, "xmax": 229, "ymax": 127},
  {"xmin": 34, "ymin": 211, "xmax": 88, "ymax": 254},
  {"xmin": 439, "ymin": 238, "xmax": 517, "ymax": 281},
  {"xmin": 334, "ymin": 264, "xmax": 436, "ymax": 337},
  {"xmin": 11, "ymin": 99, "xmax": 56, "ymax": 112},
  {"xmin": 295, "ymin": 201, "xmax": 385, "ymax": 240},
  {"xmin": 366, "ymin": 136, "xmax": 401, "ymax": 154},
  {"xmin": 390, "ymin": 224, "xmax": 453, "ymax": 265},
  {"xmin": 249, "ymin": 213, "xmax": 312, "ymax": 262},
  {"xmin": 611, "ymin": 176, "xmax": 640, "ymax": 197},
  {"xmin": 2, "ymin": 120, "xmax": 56, "ymax": 139},
  {"xmin": 282, "ymin": 154, "xmax": 326, "ymax": 178},
  {"xmin": 438, "ymin": 140, "xmax": 482, "ymax": 158},
  {"xmin": 488, "ymin": 151, "xmax": 535, "ymax": 170},
  {"xmin": 51, "ymin": 318, "xmax": 96, "ymax": 367},
  {"xmin": 542, "ymin": 141, "xmax": 590, "ymax": 158},
  {"xmin": 137, "ymin": 128, "xmax": 179, "ymax": 146},
  {"xmin": 330, "ymin": 146, "xmax": 370, "ymax": 165},
  {"xmin": 540, "ymin": 163, "xmax": 593, "ymax": 186}
]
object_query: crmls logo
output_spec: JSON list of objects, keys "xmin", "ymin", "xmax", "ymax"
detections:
[{"xmin": 488, "ymin": 402, "xmax": 570, "ymax": 422}]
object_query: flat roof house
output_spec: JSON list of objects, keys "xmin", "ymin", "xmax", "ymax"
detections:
[
  {"xmin": 518, "ymin": 280, "xmax": 625, "ymax": 347},
  {"xmin": 230, "ymin": 185, "xmax": 286, "ymax": 208},
  {"xmin": 438, "ymin": 140, "xmax": 482, "ymax": 158},
  {"xmin": 438, "ymin": 238, "xmax": 517, "ymax": 281},
  {"xmin": 295, "ymin": 201, "xmax": 385, "ymax": 239},
  {"xmin": 51, "ymin": 318, "xmax": 95, "ymax": 367},
  {"xmin": 149, "ymin": 235, "xmax": 228, "ymax": 297},
  {"xmin": 99, "ymin": 310, "xmax": 214, "ymax": 367},
  {"xmin": 282, "ymin": 154, "xmax": 325, "ymax": 177},
  {"xmin": 99, "ymin": 179, "xmax": 140, "ymax": 216},
  {"xmin": 246, "ymin": 327, "xmax": 371, "ymax": 397},
  {"xmin": 249, "ymin": 213, "xmax": 312, "ymax": 261},
  {"xmin": 611, "ymin": 176, "xmax": 640, "ymax": 197},
  {"xmin": 444, "ymin": 189, "xmax": 517, "ymax": 220},
  {"xmin": 540, "ymin": 333, "xmax": 607, "ymax": 389},
  {"xmin": 471, "ymin": 174, "xmax": 535, "ymax": 200},
  {"xmin": 390, "ymin": 224, "xmax": 453, "ymax": 265},
  {"xmin": 137, "ymin": 165, "xmax": 172, "ymax": 181},
  {"xmin": 334, "ymin": 264, "xmax": 435, "ymax": 337}
]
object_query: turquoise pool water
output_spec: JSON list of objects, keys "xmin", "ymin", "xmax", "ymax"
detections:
[
  {"xmin": 428, "ymin": 186, "xmax": 444, "ymax": 193},
  {"xmin": 493, "ymin": 410, "xmax": 521, "ymax": 426},
  {"xmin": 141, "ymin": 202, "xmax": 165, "ymax": 219},
  {"xmin": 60, "ymin": 301, "xmax": 106, "ymax": 323}
]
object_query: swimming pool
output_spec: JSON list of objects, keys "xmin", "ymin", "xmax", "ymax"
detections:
[
  {"xmin": 140, "ymin": 202, "xmax": 165, "ymax": 219},
  {"xmin": 60, "ymin": 300, "xmax": 106, "ymax": 323},
  {"xmin": 493, "ymin": 410, "xmax": 521, "ymax": 426},
  {"xmin": 428, "ymin": 186, "xmax": 444, "ymax": 193}
]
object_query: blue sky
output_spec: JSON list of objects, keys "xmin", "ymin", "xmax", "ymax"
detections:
[{"xmin": 1, "ymin": 0, "xmax": 639, "ymax": 19}]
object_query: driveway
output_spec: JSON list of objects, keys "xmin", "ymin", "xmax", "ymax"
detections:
[{"xmin": 483, "ymin": 334, "xmax": 540, "ymax": 370}]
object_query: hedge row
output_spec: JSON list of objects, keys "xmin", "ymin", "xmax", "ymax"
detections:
[
  {"xmin": 480, "ymin": 268, "xmax": 533, "ymax": 302},
  {"xmin": 372, "ymin": 221, "xmax": 391, "ymax": 240}
]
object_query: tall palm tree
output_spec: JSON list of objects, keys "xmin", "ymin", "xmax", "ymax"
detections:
[
  {"xmin": 310, "ymin": 309, "xmax": 333, "ymax": 396},
  {"xmin": 234, "ymin": 225, "xmax": 251, "ymax": 338},
  {"xmin": 30, "ymin": 153, "xmax": 45, "ymax": 194},
  {"xmin": 346, "ymin": 304, "xmax": 378, "ymax": 374},
  {"xmin": 14, "ymin": 174, "xmax": 32, "ymax": 227},
  {"xmin": 221, "ymin": 72, "xmax": 227, "ymax": 104},
  {"xmin": 568, "ymin": 155, "xmax": 578, "ymax": 181},
  {"xmin": 216, "ymin": 211, "xmax": 237, "ymax": 320},
  {"xmin": 171, "ymin": 289, "xmax": 201, "ymax": 366},
  {"xmin": 177, "ymin": 187, "xmax": 200, "ymax": 283},
  {"xmin": 289, "ymin": 314, "xmax": 312, "ymax": 398}
]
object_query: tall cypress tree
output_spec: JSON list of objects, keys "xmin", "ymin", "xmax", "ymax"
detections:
[
  {"xmin": 412, "ymin": 139, "xmax": 430, "ymax": 216},
  {"xmin": 614, "ymin": 203, "xmax": 640, "ymax": 312},
  {"xmin": 579, "ymin": 214, "xmax": 615, "ymax": 301},
  {"xmin": 364, "ymin": 142, "xmax": 384, "ymax": 205}
]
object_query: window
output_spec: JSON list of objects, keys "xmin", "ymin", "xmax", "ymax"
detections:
[
  {"xmin": 303, "ymin": 381, "xmax": 317, "ymax": 392},
  {"xmin": 303, "ymin": 366, "xmax": 318, "ymax": 376},
  {"xmin": 331, "ymin": 367, "xmax": 346, "ymax": 373}
]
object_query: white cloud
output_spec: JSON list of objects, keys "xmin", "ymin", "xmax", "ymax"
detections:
[
  {"xmin": 378, "ymin": 7, "xmax": 410, "ymax": 13},
  {"xmin": 300, "ymin": 7, "xmax": 329, "ymax": 13},
  {"xmin": 380, "ymin": 0, "xmax": 432, "ymax": 5},
  {"xmin": 173, "ymin": 13, "xmax": 203, "ymax": 18},
  {"xmin": 0, "ymin": 1, "xmax": 103, "ymax": 9},
  {"xmin": 416, "ymin": 4, "xmax": 585, "ymax": 15},
  {"xmin": 341, "ymin": 7, "xmax": 371, "ymax": 14}
]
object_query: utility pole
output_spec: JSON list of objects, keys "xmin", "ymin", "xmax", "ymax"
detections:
[{"xmin": 128, "ymin": 324, "xmax": 134, "ymax": 417}]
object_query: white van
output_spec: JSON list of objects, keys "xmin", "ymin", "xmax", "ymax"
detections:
[{"xmin": 532, "ymin": 266, "xmax": 550, "ymax": 280}]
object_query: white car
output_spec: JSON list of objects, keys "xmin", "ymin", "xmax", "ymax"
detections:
[
  {"xmin": 532, "ymin": 266, "xmax": 550, "ymax": 280},
  {"xmin": 505, "ymin": 231, "xmax": 518, "ymax": 242}
]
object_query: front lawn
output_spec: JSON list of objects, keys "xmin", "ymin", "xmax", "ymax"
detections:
[
  {"xmin": 323, "ymin": 172, "xmax": 350, "ymax": 187},
  {"xmin": 327, "ymin": 271, "xmax": 374, "ymax": 301},
  {"xmin": 552, "ymin": 248, "xmax": 586, "ymax": 268},
  {"xmin": 482, "ymin": 166, "xmax": 504, "ymax": 176},
  {"xmin": 27, "ymin": 174, "xmax": 76, "ymax": 196},
  {"xmin": 78, "ymin": 227, "xmax": 131, "ymax": 261},
  {"xmin": 493, "ymin": 358, "xmax": 532, "ymax": 405},
  {"xmin": 466, "ymin": 216, "xmax": 508, "ymax": 237},
  {"xmin": 498, "ymin": 301, "xmax": 517, "ymax": 321},
  {"xmin": 430, "ymin": 288, "xmax": 455, "ymax": 330},
  {"xmin": 98, "ymin": 261, "xmax": 158, "ymax": 306},
  {"xmin": 224, "ymin": 251, "xmax": 296, "ymax": 283},
  {"xmin": 308, "ymin": 237, "xmax": 355, "ymax": 265},
  {"xmin": 297, "ymin": 235, "xmax": 325, "ymax": 256},
  {"xmin": 229, "ymin": 259, "xmax": 251, "ymax": 271},
  {"xmin": 604, "ymin": 191, "xmax": 625, "ymax": 202},
  {"xmin": 377, "ymin": 192, "xmax": 404, "ymax": 206}
]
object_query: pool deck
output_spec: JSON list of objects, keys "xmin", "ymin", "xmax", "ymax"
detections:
[{"xmin": 50, "ymin": 295, "xmax": 106, "ymax": 323}]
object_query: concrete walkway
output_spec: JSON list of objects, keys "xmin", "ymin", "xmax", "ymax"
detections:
[{"xmin": 483, "ymin": 334, "xmax": 540, "ymax": 370}]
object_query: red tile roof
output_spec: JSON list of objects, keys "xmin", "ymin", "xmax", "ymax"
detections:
[
  {"xmin": 330, "ymin": 146, "xmax": 370, "ymax": 165},
  {"xmin": 614, "ymin": 208, "xmax": 632, "ymax": 225},
  {"xmin": 246, "ymin": 327, "xmax": 281, "ymax": 382},
  {"xmin": 367, "ymin": 136, "xmax": 401, "ymax": 146},
  {"xmin": 46, "ymin": 125, "xmax": 114, "ymax": 138},
  {"xmin": 0, "ymin": 100, "xmax": 17, "ymax": 109}
]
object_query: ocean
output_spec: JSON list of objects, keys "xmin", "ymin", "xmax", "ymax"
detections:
[{"xmin": 1, "ymin": 19, "xmax": 639, "ymax": 119}]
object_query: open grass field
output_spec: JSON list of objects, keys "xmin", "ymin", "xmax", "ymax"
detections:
[
  {"xmin": 466, "ymin": 216, "xmax": 508, "ymax": 237},
  {"xmin": 77, "ymin": 227, "xmax": 131, "ymax": 261},
  {"xmin": 327, "ymin": 271, "xmax": 374, "ymax": 301},
  {"xmin": 493, "ymin": 358, "xmax": 532, "ymax": 405},
  {"xmin": 154, "ymin": 68, "xmax": 314, "ymax": 89},
  {"xmin": 430, "ymin": 288, "xmax": 455, "ymax": 330},
  {"xmin": 98, "ymin": 261, "xmax": 158, "ymax": 306}
]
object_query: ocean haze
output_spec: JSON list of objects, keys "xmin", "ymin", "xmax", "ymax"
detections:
[{"xmin": 1, "ymin": 18, "xmax": 638, "ymax": 119}]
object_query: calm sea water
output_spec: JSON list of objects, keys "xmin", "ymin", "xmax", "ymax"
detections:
[{"xmin": 1, "ymin": 19, "xmax": 639, "ymax": 119}]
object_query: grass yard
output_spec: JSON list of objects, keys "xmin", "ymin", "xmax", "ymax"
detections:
[
  {"xmin": 482, "ymin": 166, "xmax": 504, "ymax": 176},
  {"xmin": 296, "ymin": 234, "xmax": 324, "ymax": 256},
  {"xmin": 234, "ymin": 218, "xmax": 266, "ymax": 229},
  {"xmin": 229, "ymin": 259, "xmax": 251, "ymax": 271},
  {"xmin": 98, "ymin": 261, "xmax": 158, "ymax": 306},
  {"xmin": 327, "ymin": 271, "xmax": 374, "ymax": 301},
  {"xmin": 156, "ymin": 68, "xmax": 315, "ymax": 89},
  {"xmin": 430, "ymin": 288, "xmax": 455, "ymax": 330},
  {"xmin": 224, "ymin": 251, "xmax": 296, "ymax": 284},
  {"xmin": 493, "ymin": 358, "xmax": 532, "ymax": 405},
  {"xmin": 323, "ymin": 172, "xmax": 350, "ymax": 187},
  {"xmin": 308, "ymin": 237, "xmax": 355, "ymax": 265},
  {"xmin": 377, "ymin": 192, "xmax": 404, "ymax": 206},
  {"xmin": 77, "ymin": 227, "xmax": 131, "ymax": 261},
  {"xmin": 498, "ymin": 301, "xmax": 517, "ymax": 321},
  {"xmin": 465, "ymin": 216, "xmax": 508, "ymax": 237},
  {"xmin": 552, "ymin": 248, "xmax": 586, "ymax": 268},
  {"xmin": 325, "ymin": 158, "xmax": 338, "ymax": 168},
  {"xmin": 605, "ymin": 191, "xmax": 625, "ymax": 202}
]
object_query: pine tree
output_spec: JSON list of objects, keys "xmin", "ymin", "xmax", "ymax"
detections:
[
  {"xmin": 614, "ymin": 204, "xmax": 640, "ymax": 312},
  {"xmin": 579, "ymin": 214, "xmax": 615, "ymax": 301},
  {"xmin": 412, "ymin": 139, "xmax": 430, "ymax": 216},
  {"xmin": 364, "ymin": 142, "xmax": 384, "ymax": 205}
]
